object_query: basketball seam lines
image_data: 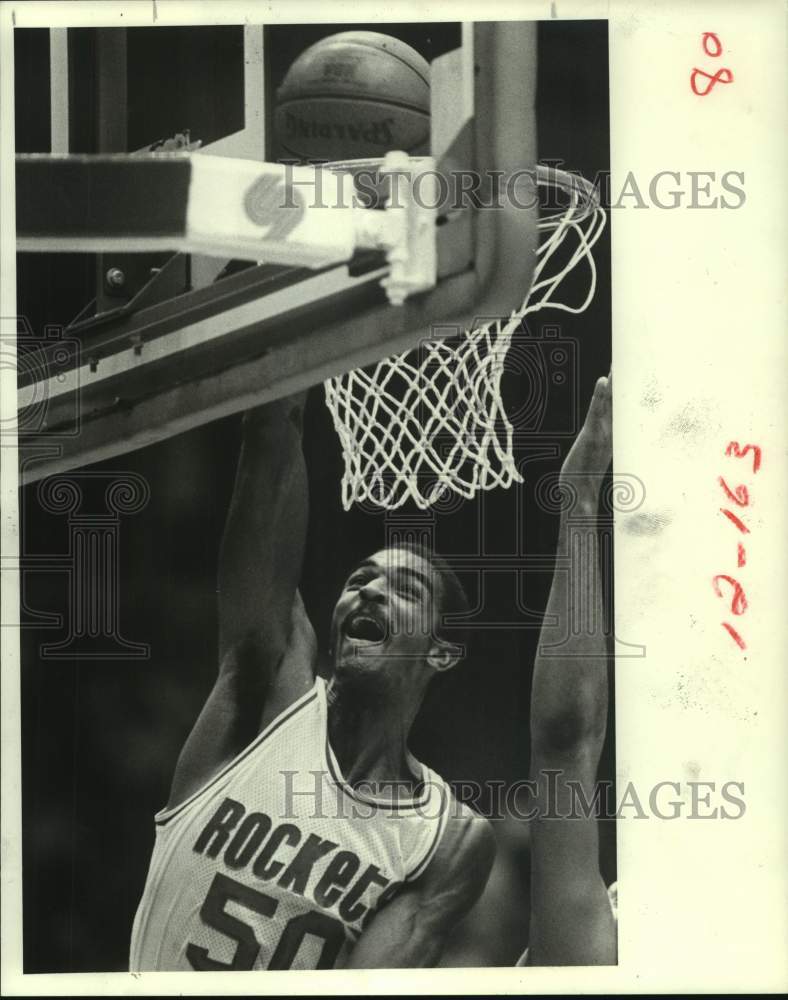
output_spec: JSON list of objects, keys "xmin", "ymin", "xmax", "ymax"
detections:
[
  {"xmin": 287, "ymin": 36, "xmax": 430, "ymax": 89},
  {"xmin": 276, "ymin": 95, "xmax": 430, "ymax": 118},
  {"xmin": 330, "ymin": 36, "xmax": 430, "ymax": 88}
]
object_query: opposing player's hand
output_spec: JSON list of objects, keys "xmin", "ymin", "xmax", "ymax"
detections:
[{"xmin": 558, "ymin": 372, "xmax": 612, "ymax": 506}]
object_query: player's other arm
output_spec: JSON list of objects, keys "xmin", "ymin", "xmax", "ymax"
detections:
[
  {"xmin": 525, "ymin": 374, "xmax": 616, "ymax": 967},
  {"xmin": 345, "ymin": 808, "xmax": 496, "ymax": 969},
  {"xmin": 166, "ymin": 396, "xmax": 314, "ymax": 810}
]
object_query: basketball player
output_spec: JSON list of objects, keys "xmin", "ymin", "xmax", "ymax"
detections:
[
  {"xmin": 130, "ymin": 394, "xmax": 495, "ymax": 971},
  {"xmin": 519, "ymin": 372, "xmax": 617, "ymax": 965}
]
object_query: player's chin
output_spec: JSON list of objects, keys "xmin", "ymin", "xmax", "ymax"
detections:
[{"xmin": 334, "ymin": 636, "xmax": 389, "ymax": 673}]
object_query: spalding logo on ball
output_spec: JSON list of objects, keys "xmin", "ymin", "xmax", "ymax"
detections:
[{"xmin": 275, "ymin": 31, "xmax": 430, "ymax": 162}]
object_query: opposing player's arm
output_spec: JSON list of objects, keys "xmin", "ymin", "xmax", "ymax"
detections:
[
  {"xmin": 525, "ymin": 729, "xmax": 615, "ymax": 966},
  {"xmin": 345, "ymin": 808, "xmax": 495, "ymax": 969},
  {"xmin": 166, "ymin": 396, "xmax": 315, "ymax": 810},
  {"xmin": 525, "ymin": 375, "xmax": 616, "ymax": 967}
]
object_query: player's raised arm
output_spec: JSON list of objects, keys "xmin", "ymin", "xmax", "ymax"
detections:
[
  {"xmin": 217, "ymin": 396, "xmax": 310, "ymax": 666},
  {"xmin": 524, "ymin": 374, "xmax": 616, "ymax": 967},
  {"xmin": 165, "ymin": 395, "xmax": 315, "ymax": 811},
  {"xmin": 344, "ymin": 807, "xmax": 496, "ymax": 969}
]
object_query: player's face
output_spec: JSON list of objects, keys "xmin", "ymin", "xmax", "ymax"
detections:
[{"xmin": 330, "ymin": 549, "xmax": 441, "ymax": 672}]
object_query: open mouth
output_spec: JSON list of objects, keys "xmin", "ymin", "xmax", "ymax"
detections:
[{"xmin": 342, "ymin": 611, "xmax": 386, "ymax": 645}]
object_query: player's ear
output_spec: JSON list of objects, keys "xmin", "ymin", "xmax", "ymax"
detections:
[{"xmin": 427, "ymin": 640, "xmax": 462, "ymax": 672}]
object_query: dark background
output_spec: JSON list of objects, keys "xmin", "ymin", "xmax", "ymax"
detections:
[{"xmin": 15, "ymin": 20, "xmax": 612, "ymax": 971}]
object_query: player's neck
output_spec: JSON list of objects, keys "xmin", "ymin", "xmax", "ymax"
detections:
[{"xmin": 325, "ymin": 676, "xmax": 423, "ymax": 791}]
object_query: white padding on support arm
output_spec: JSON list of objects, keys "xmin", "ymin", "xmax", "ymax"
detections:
[{"xmin": 186, "ymin": 156, "xmax": 358, "ymax": 266}]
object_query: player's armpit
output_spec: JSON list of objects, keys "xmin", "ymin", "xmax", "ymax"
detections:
[
  {"xmin": 256, "ymin": 589, "xmax": 317, "ymax": 729},
  {"xmin": 345, "ymin": 809, "xmax": 496, "ymax": 969},
  {"xmin": 164, "ymin": 590, "xmax": 317, "ymax": 812}
]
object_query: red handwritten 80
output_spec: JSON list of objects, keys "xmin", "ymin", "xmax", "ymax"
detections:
[{"xmin": 691, "ymin": 32, "xmax": 734, "ymax": 97}]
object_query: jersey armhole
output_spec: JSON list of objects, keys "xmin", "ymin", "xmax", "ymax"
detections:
[{"xmin": 154, "ymin": 679, "xmax": 321, "ymax": 827}]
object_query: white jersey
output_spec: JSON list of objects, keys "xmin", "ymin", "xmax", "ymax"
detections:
[{"xmin": 130, "ymin": 678, "xmax": 451, "ymax": 971}]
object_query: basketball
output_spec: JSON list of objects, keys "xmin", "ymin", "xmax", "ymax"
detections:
[{"xmin": 275, "ymin": 31, "xmax": 430, "ymax": 162}]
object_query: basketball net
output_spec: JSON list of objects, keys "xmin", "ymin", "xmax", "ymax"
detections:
[{"xmin": 323, "ymin": 164, "xmax": 606, "ymax": 511}]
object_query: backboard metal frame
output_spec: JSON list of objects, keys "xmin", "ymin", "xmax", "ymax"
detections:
[{"xmin": 17, "ymin": 21, "xmax": 538, "ymax": 485}]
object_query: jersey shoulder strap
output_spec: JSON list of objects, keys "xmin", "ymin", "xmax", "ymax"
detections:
[{"xmin": 403, "ymin": 762, "xmax": 453, "ymax": 882}]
